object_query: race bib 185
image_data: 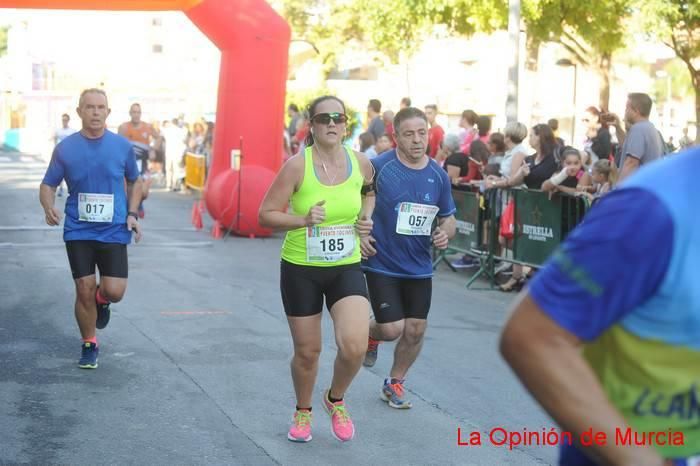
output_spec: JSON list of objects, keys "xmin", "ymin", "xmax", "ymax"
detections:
[{"xmin": 306, "ymin": 224, "xmax": 356, "ymax": 262}]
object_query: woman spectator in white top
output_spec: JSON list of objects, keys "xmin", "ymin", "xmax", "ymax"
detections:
[
  {"xmin": 494, "ymin": 123, "xmax": 559, "ymax": 292},
  {"xmin": 485, "ymin": 122, "xmax": 530, "ymax": 190}
]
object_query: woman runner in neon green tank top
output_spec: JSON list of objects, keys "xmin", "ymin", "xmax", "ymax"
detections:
[{"xmin": 259, "ymin": 96, "xmax": 375, "ymax": 443}]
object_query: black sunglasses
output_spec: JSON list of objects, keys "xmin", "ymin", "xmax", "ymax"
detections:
[{"xmin": 312, "ymin": 112, "xmax": 348, "ymax": 125}]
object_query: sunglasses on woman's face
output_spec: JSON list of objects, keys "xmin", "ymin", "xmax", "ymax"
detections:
[{"xmin": 312, "ymin": 112, "xmax": 348, "ymax": 125}]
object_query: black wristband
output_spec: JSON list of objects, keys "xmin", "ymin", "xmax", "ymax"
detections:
[{"xmin": 127, "ymin": 211, "xmax": 139, "ymax": 220}]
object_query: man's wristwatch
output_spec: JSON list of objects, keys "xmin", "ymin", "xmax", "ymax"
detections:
[{"xmin": 127, "ymin": 211, "xmax": 139, "ymax": 220}]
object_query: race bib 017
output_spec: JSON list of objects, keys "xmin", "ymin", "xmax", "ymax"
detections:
[
  {"xmin": 306, "ymin": 224, "xmax": 356, "ymax": 262},
  {"xmin": 78, "ymin": 193, "xmax": 114, "ymax": 223},
  {"xmin": 396, "ymin": 202, "xmax": 439, "ymax": 236}
]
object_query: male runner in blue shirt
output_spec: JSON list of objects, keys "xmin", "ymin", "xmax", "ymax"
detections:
[
  {"xmin": 40, "ymin": 88, "xmax": 143, "ymax": 369},
  {"xmin": 358, "ymin": 107, "xmax": 456, "ymax": 408},
  {"xmin": 501, "ymin": 147, "xmax": 700, "ymax": 465}
]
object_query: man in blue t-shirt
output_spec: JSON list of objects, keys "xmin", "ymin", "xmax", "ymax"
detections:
[
  {"xmin": 357, "ymin": 107, "xmax": 456, "ymax": 409},
  {"xmin": 501, "ymin": 147, "xmax": 700, "ymax": 465},
  {"xmin": 40, "ymin": 88, "xmax": 143, "ymax": 370}
]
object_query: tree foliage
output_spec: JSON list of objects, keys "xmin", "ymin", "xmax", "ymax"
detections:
[
  {"xmin": 278, "ymin": 0, "xmax": 506, "ymax": 65},
  {"xmin": 637, "ymin": 0, "xmax": 700, "ymax": 66},
  {"xmin": 277, "ymin": 0, "xmax": 698, "ymax": 114},
  {"xmin": 278, "ymin": 0, "xmax": 364, "ymax": 76},
  {"xmin": 354, "ymin": 0, "xmax": 506, "ymax": 62},
  {"xmin": 0, "ymin": 26, "xmax": 9, "ymax": 57},
  {"xmin": 279, "ymin": 0, "xmax": 631, "ymax": 63},
  {"xmin": 523, "ymin": 0, "xmax": 629, "ymax": 63},
  {"xmin": 636, "ymin": 0, "xmax": 700, "ymax": 140}
]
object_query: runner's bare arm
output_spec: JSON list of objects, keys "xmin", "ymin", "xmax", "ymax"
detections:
[
  {"xmin": 355, "ymin": 151, "xmax": 375, "ymax": 237},
  {"xmin": 39, "ymin": 183, "xmax": 61, "ymax": 226},
  {"xmin": 127, "ymin": 178, "xmax": 144, "ymax": 214},
  {"xmin": 259, "ymin": 156, "xmax": 312, "ymax": 231},
  {"xmin": 437, "ymin": 214, "xmax": 456, "ymax": 238},
  {"xmin": 355, "ymin": 151, "xmax": 375, "ymax": 187},
  {"xmin": 501, "ymin": 294, "xmax": 668, "ymax": 466}
]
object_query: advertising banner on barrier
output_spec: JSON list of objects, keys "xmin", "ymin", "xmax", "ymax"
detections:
[
  {"xmin": 512, "ymin": 190, "xmax": 562, "ymax": 265},
  {"xmin": 451, "ymin": 190, "xmax": 481, "ymax": 253}
]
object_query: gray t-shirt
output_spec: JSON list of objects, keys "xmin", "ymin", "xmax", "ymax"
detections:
[
  {"xmin": 619, "ymin": 120, "xmax": 664, "ymax": 168},
  {"xmin": 368, "ymin": 116, "xmax": 385, "ymax": 141}
]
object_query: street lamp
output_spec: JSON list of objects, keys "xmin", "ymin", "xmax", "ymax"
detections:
[{"xmin": 556, "ymin": 58, "xmax": 578, "ymax": 144}]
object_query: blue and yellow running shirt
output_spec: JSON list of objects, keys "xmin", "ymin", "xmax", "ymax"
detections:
[
  {"xmin": 363, "ymin": 149, "xmax": 456, "ymax": 278},
  {"xmin": 528, "ymin": 147, "xmax": 700, "ymax": 464},
  {"xmin": 42, "ymin": 130, "xmax": 139, "ymax": 244}
]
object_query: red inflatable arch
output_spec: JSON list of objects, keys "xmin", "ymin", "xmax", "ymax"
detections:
[{"xmin": 0, "ymin": 0, "xmax": 290, "ymax": 237}]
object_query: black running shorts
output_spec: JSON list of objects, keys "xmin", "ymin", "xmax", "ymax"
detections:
[
  {"xmin": 280, "ymin": 260, "xmax": 369, "ymax": 317},
  {"xmin": 65, "ymin": 240, "xmax": 128, "ymax": 279},
  {"xmin": 364, "ymin": 272, "xmax": 432, "ymax": 324}
]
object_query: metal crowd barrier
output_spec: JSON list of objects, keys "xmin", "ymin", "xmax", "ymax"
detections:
[{"xmin": 434, "ymin": 188, "xmax": 590, "ymax": 289}]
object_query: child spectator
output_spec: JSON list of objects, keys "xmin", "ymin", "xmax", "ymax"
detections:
[
  {"xmin": 543, "ymin": 147, "xmax": 592, "ymax": 195},
  {"xmin": 374, "ymin": 134, "xmax": 393, "ymax": 157},
  {"xmin": 581, "ymin": 158, "xmax": 617, "ymax": 203},
  {"xmin": 360, "ymin": 131, "xmax": 377, "ymax": 158}
]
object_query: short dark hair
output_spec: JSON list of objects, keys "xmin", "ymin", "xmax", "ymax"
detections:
[
  {"xmin": 368, "ymin": 99, "xmax": 381, "ymax": 113},
  {"xmin": 488, "ymin": 132, "xmax": 506, "ymax": 153},
  {"xmin": 425, "ymin": 104, "xmax": 438, "ymax": 112},
  {"xmin": 560, "ymin": 146, "xmax": 582, "ymax": 164},
  {"xmin": 130, "ymin": 103, "xmax": 141, "ymax": 111},
  {"xmin": 393, "ymin": 107, "xmax": 428, "ymax": 133},
  {"xmin": 461, "ymin": 109, "xmax": 478, "ymax": 126},
  {"xmin": 476, "ymin": 116, "xmax": 491, "ymax": 136},
  {"xmin": 359, "ymin": 132, "xmax": 375, "ymax": 152},
  {"xmin": 547, "ymin": 118, "xmax": 559, "ymax": 131},
  {"xmin": 400, "ymin": 97, "xmax": 411, "ymax": 107},
  {"xmin": 288, "ymin": 103, "xmax": 299, "ymax": 113},
  {"xmin": 61, "ymin": 113, "xmax": 70, "ymax": 119},
  {"xmin": 628, "ymin": 93, "xmax": 653, "ymax": 118},
  {"xmin": 470, "ymin": 139, "xmax": 491, "ymax": 164}
]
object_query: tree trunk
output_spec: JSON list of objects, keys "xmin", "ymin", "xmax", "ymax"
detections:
[
  {"xmin": 685, "ymin": 63, "xmax": 700, "ymax": 144},
  {"xmin": 526, "ymin": 36, "xmax": 540, "ymax": 72},
  {"xmin": 598, "ymin": 51, "xmax": 612, "ymax": 112}
]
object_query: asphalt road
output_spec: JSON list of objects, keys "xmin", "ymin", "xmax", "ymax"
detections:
[{"xmin": 0, "ymin": 149, "xmax": 558, "ymax": 465}]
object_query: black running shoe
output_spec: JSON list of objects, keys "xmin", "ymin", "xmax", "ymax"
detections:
[{"xmin": 95, "ymin": 287, "xmax": 111, "ymax": 330}]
